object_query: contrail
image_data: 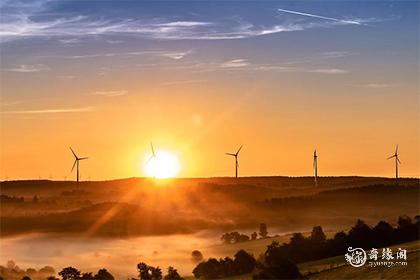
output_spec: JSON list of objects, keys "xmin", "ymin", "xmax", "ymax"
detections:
[{"xmin": 278, "ymin": 8, "xmax": 361, "ymax": 25}]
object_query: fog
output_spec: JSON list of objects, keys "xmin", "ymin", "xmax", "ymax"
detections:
[{"xmin": 0, "ymin": 232, "xmax": 221, "ymax": 278}]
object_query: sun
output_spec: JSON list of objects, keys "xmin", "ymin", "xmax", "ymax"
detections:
[{"xmin": 144, "ymin": 150, "xmax": 181, "ymax": 179}]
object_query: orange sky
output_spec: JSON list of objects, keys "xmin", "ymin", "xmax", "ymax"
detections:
[{"xmin": 0, "ymin": 1, "xmax": 419, "ymax": 180}]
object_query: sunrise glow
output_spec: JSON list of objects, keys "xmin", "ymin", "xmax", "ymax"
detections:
[{"xmin": 143, "ymin": 150, "xmax": 181, "ymax": 179}]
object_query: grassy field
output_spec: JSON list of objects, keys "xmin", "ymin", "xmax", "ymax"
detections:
[{"xmin": 188, "ymin": 240, "xmax": 419, "ymax": 279}]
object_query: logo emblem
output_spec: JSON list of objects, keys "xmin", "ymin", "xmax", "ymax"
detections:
[{"xmin": 345, "ymin": 247, "xmax": 367, "ymax": 267}]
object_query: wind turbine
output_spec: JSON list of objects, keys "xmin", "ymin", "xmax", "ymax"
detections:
[
  {"xmin": 226, "ymin": 145, "xmax": 242, "ymax": 178},
  {"xmin": 313, "ymin": 149, "xmax": 318, "ymax": 186},
  {"xmin": 147, "ymin": 142, "xmax": 157, "ymax": 164},
  {"xmin": 70, "ymin": 147, "xmax": 88, "ymax": 184},
  {"xmin": 387, "ymin": 145, "xmax": 401, "ymax": 179}
]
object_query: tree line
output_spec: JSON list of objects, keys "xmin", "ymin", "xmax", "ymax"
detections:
[
  {"xmin": 3, "ymin": 215, "xmax": 419, "ymax": 280},
  {"xmin": 193, "ymin": 215, "xmax": 419, "ymax": 279}
]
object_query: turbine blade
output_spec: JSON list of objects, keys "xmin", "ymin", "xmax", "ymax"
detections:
[
  {"xmin": 71, "ymin": 160, "xmax": 77, "ymax": 172},
  {"xmin": 397, "ymin": 157, "xmax": 401, "ymax": 164},
  {"xmin": 387, "ymin": 155, "xmax": 395, "ymax": 160},
  {"xmin": 395, "ymin": 144, "xmax": 398, "ymax": 154},
  {"xmin": 146, "ymin": 155, "xmax": 154, "ymax": 164},
  {"xmin": 79, "ymin": 157, "xmax": 88, "ymax": 160},
  {"xmin": 236, "ymin": 145, "xmax": 243, "ymax": 155},
  {"xmin": 70, "ymin": 147, "xmax": 78, "ymax": 159},
  {"xmin": 226, "ymin": 153, "xmax": 236, "ymax": 156},
  {"xmin": 150, "ymin": 142, "xmax": 155, "ymax": 156}
]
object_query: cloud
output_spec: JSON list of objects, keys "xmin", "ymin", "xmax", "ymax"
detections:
[
  {"xmin": 0, "ymin": 1, "xmax": 371, "ymax": 42},
  {"xmin": 363, "ymin": 83, "xmax": 392, "ymax": 89},
  {"xmin": 4, "ymin": 64, "xmax": 49, "ymax": 73},
  {"xmin": 321, "ymin": 51, "xmax": 351, "ymax": 59},
  {"xmin": 51, "ymin": 50, "xmax": 163, "ymax": 59},
  {"xmin": 59, "ymin": 38, "xmax": 81, "ymax": 44},
  {"xmin": 220, "ymin": 59, "xmax": 249, "ymax": 68},
  {"xmin": 154, "ymin": 21, "xmax": 211, "ymax": 27},
  {"xmin": 278, "ymin": 8, "xmax": 362, "ymax": 25},
  {"xmin": 0, "ymin": 100, "xmax": 22, "ymax": 106},
  {"xmin": 90, "ymin": 90, "xmax": 127, "ymax": 97},
  {"xmin": 309, "ymin": 68, "xmax": 348, "ymax": 74},
  {"xmin": 160, "ymin": 79, "xmax": 207, "ymax": 86},
  {"xmin": 1, "ymin": 107, "xmax": 94, "ymax": 114},
  {"xmin": 161, "ymin": 50, "xmax": 192, "ymax": 60}
]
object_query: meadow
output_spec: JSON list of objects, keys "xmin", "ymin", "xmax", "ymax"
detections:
[{"xmin": 0, "ymin": 176, "xmax": 419, "ymax": 279}]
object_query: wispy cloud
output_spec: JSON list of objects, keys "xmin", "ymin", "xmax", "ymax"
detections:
[
  {"xmin": 0, "ymin": 1, "xmax": 371, "ymax": 42},
  {"xmin": 161, "ymin": 50, "xmax": 192, "ymax": 60},
  {"xmin": 160, "ymin": 79, "xmax": 207, "ymax": 86},
  {"xmin": 4, "ymin": 64, "xmax": 49, "ymax": 73},
  {"xmin": 321, "ymin": 51, "xmax": 351, "ymax": 59},
  {"xmin": 363, "ymin": 83, "xmax": 392, "ymax": 89},
  {"xmin": 90, "ymin": 90, "xmax": 127, "ymax": 97},
  {"xmin": 309, "ymin": 68, "xmax": 348, "ymax": 74},
  {"xmin": 0, "ymin": 100, "xmax": 22, "ymax": 107},
  {"xmin": 1, "ymin": 107, "xmax": 94, "ymax": 114},
  {"xmin": 278, "ymin": 8, "xmax": 362, "ymax": 25},
  {"xmin": 220, "ymin": 59, "xmax": 249, "ymax": 68}
]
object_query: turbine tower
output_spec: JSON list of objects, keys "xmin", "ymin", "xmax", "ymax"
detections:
[
  {"xmin": 70, "ymin": 147, "xmax": 88, "ymax": 183},
  {"xmin": 226, "ymin": 145, "xmax": 242, "ymax": 178},
  {"xmin": 387, "ymin": 145, "xmax": 401, "ymax": 179},
  {"xmin": 313, "ymin": 149, "xmax": 318, "ymax": 186}
]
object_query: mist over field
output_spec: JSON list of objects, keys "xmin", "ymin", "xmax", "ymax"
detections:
[{"xmin": 1, "ymin": 177, "xmax": 419, "ymax": 278}]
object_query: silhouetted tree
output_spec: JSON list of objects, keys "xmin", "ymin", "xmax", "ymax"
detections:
[
  {"xmin": 259, "ymin": 223, "xmax": 268, "ymax": 239},
  {"xmin": 221, "ymin": 232, "xmax": 250, "ymax": 244},
  {"xmin": 80, "ymin": 272, "xmax": 94, "ymax": 280},
  {"xmin": 191, "ymin": 250, "xmax": 204, "ymax": 263},
  {"xmin": 255, "ymin": 241, "xmax": 302, "ymax": 279},
  {"xmin": 163, "ymin": 267, "xmax": 183, "ymax": 280},
  {"xmin": 47, "ymin": 277, "xmax": 59, "ymax": 280},
  {"xmin": 348, "ymin": 219, "xmax": 373, "ymax": 248},
  {"xmin": 372, "ymin": 221, "xmax": 393, "ymax": 247},
  {"xmin": 310, "ymin": 226, "xmax": 326, "ymax": 243},
  {"xmin": 233, "ymin": 250, "xmax": 256, "ymax": 274},
  {"xmin": 193, "ymin": 258, "xmax": 221, "ymax": 279},
  {"xmin": 219, "ymin": 257, "xmax": 235, "ymax": 277},
  {"xmin": 21, "ymin": 277, "xmax": 31, "ymax": 280},
  {"xmin": 94, "ymin": 269, "xmax": 114, "ymax": 280},
  {"xmin": 59, "ymin": 267, "xmax": 81, "ymax": 280},
  {"xmin": 251, "ymin": 232, "xmax": 258, "ymax": 240},
  {"xmin": 137, "ymin": 262, "xmax": 162, "ymax": 280}
]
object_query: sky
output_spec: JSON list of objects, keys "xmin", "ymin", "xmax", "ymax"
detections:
[{"xmin": 0, "ymin": 0, "xmax": 419, "ymax": 180}]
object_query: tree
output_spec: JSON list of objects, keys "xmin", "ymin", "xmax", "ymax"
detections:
[
  {"xmin": 80, "ymin": 272, "xmax": 94, "ymax": 280},
  {"xmin": 221, "ymin": 232, "xmax": 250, "ymax": 244},
  {"xmin": 254, "ymin": 241, "xmax": 302, "ymax": 279},
  {"xmin": 259, "ymin": 223, "xmax": 268, "ymax": 239},
  {"xmin": 21, "ymin": 277, "xmax": 31, "ymax": 280},
  {"xmin": 191, "ymin": 250, "xmax": 204, "ymax": 263},
  {"xmin": 94, "ymin": 269, "xmax": 114, "ymax": 280},
  {"xmin": 47, "ymin": 277, "xmax": 59, "ymax": 280},
  {"xmin": 348, "ymin": 219, "xmax": 373, "ymax": 248},
  {"xmin": 251, "ymin": 232, "xmax": 258, "ymax": 240},
  {"xmin": 59, "ymin": 267, "xmax": 81, "ymax": 280},
  {"xmin": 233, "ymin": 250, "xmax": 256, "ymax": 274},
  {"xmin": 137, "ymin": 262, "xmax": 162, "ymax": 280},
  {"xmin": 163, "ymin": 267, "xmax": 183, "ymax": 280},
  {"xmin": 310, "ymin": 226, "xmax": 326, "ymax": 243},
  {"xmin": 372, "ymin": 221, "xmax": 393, "ymax": 247},
  {"xmin": 192, "ymin": 258, "xmax": 221, "ymax": 279}
]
